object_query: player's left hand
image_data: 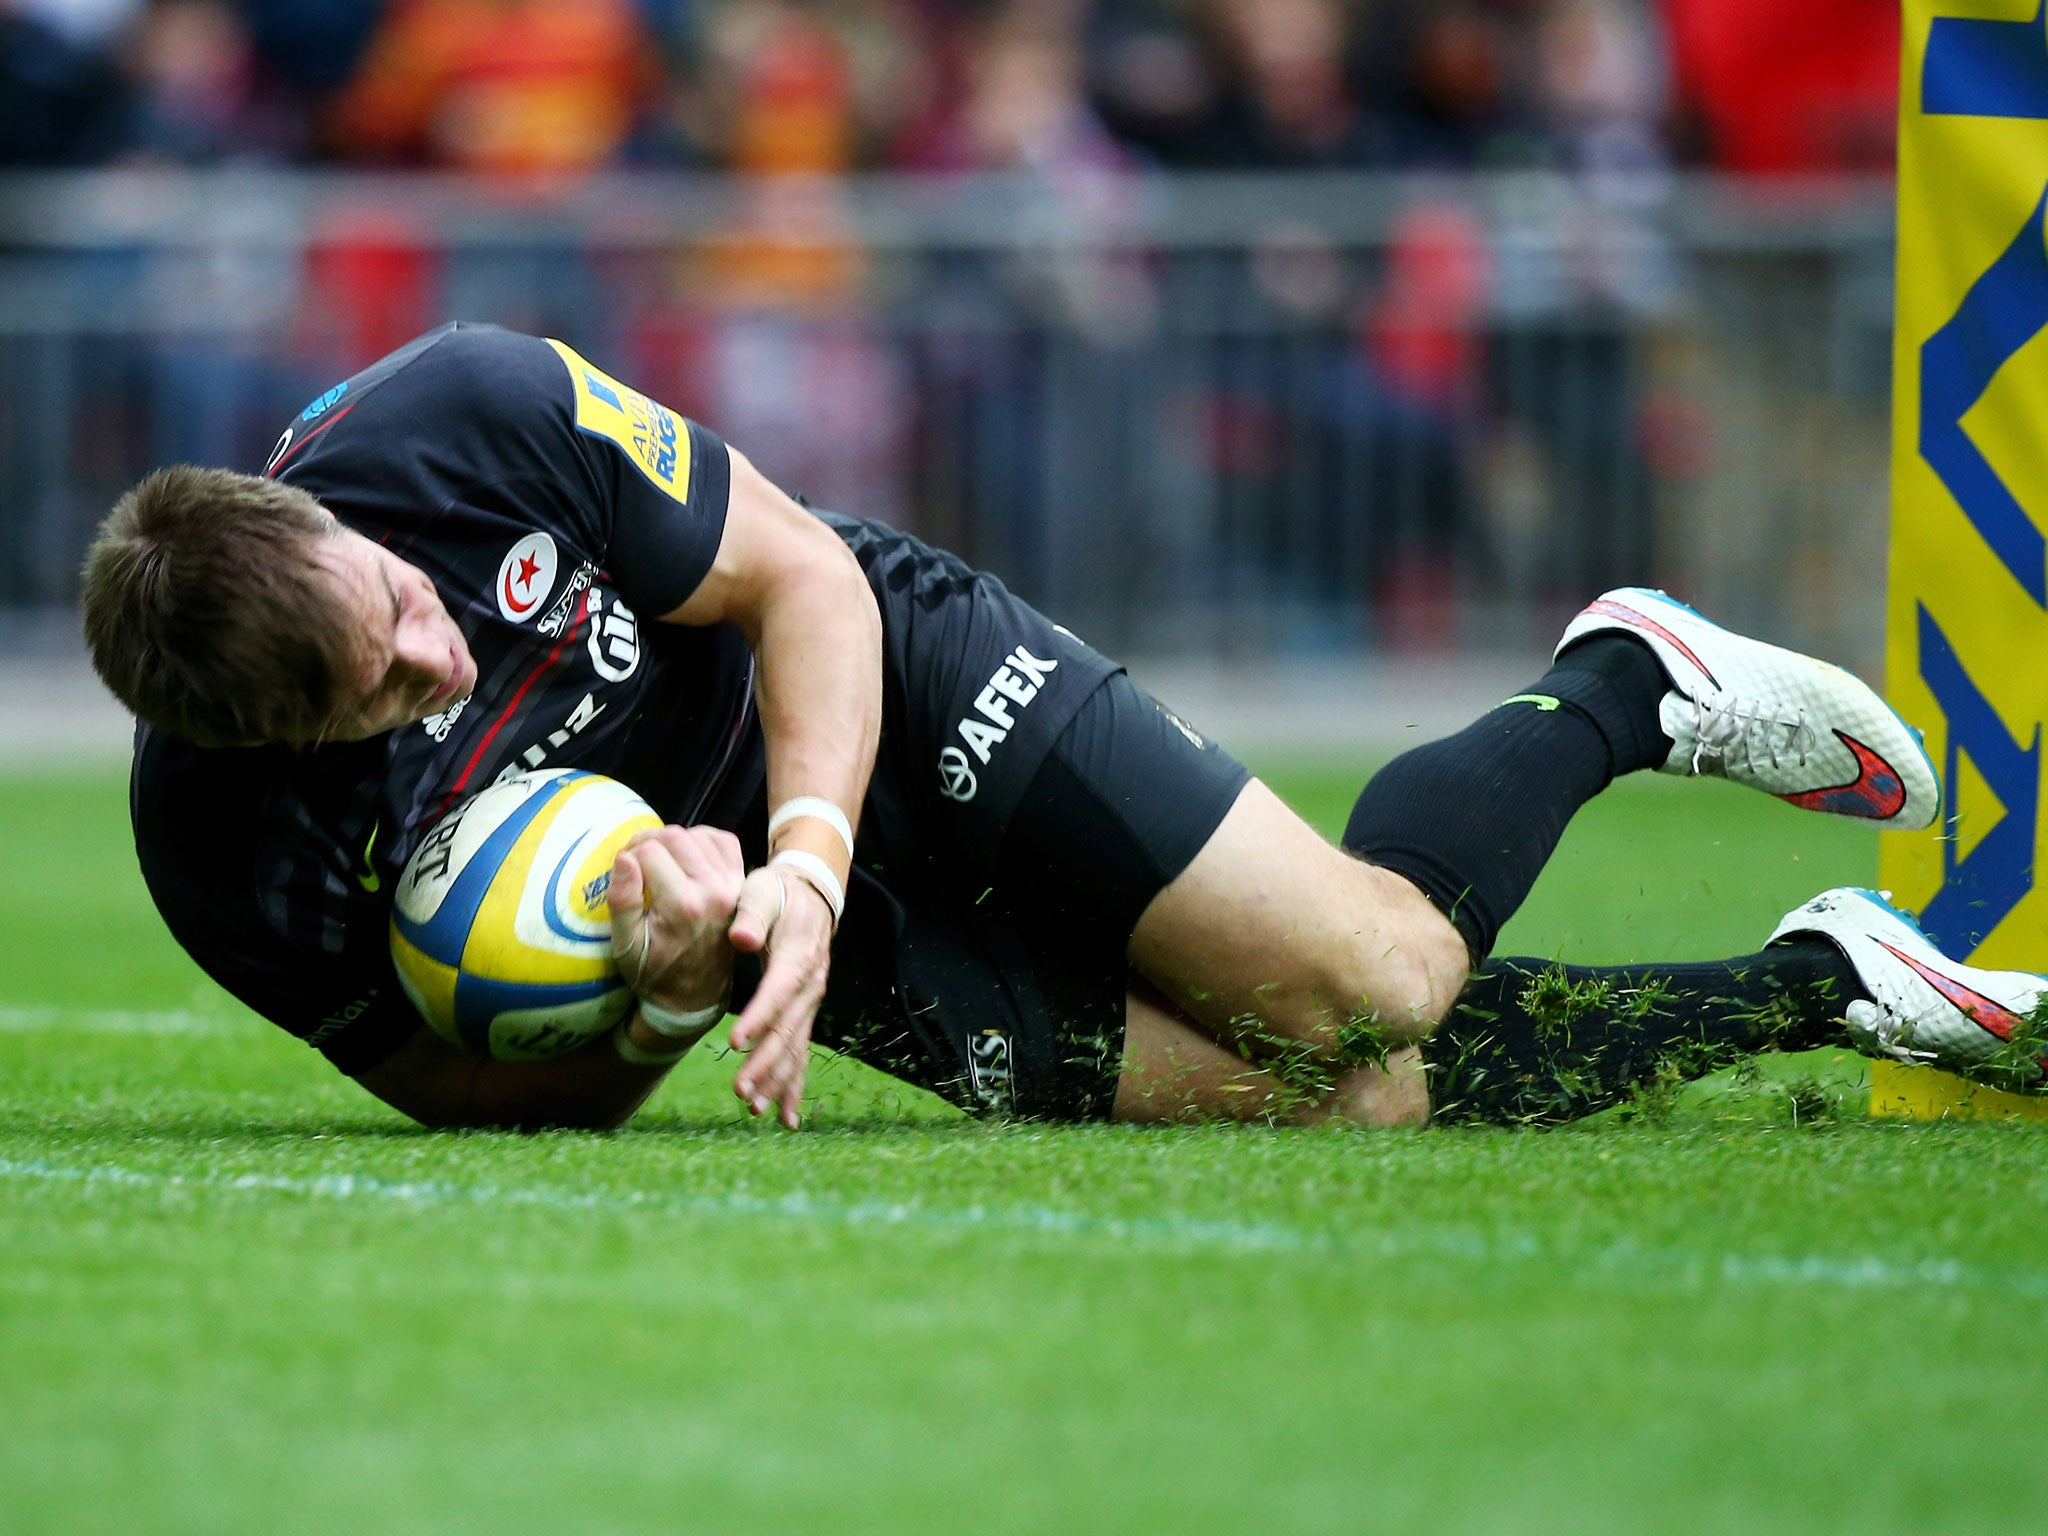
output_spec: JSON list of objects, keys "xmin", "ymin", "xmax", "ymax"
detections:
[{"xmin": 727, "ymin": 866, "xmax": 832, "ymax": 1129}]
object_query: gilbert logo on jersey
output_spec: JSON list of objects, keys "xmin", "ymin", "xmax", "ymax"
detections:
[{"xmin": 497, "ymin": 532, "xmax": 559, "ymax": 623}]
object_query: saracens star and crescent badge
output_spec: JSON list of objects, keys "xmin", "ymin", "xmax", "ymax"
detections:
[{"xmin": 496, "ymin": 532, "xmax": 559, "ymax": 624}]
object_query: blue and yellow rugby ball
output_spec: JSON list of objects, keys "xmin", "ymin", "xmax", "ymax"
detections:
[{"xmin": 390, "ymin": 769, "xmax": 662, "ymax": 1060}]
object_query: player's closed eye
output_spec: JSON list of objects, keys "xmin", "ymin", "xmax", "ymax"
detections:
[{"xmin": 375, "ymin": 566, "xmax": 423, "ymax": 705}]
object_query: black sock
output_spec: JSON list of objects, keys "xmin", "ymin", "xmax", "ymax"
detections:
[
  {"xmin": 1422, "ymin": 940, "xmax": 1868, "ymax": 1125},
  {"xmin": 1343, "ymin": 635, "xmax": 1674, "ymax": 958}
]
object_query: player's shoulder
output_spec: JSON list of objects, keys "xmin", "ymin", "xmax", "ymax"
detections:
[
  {"xmin": 272, "ymin": 323, "xmax": 586, "ymax": 503},
  {"xmin": 132, "ymin": 720, "xmax": 262, "ymax": 833},
  {"xmin": 290, "ymin": 323, "xmax": 569, "ymax": 438},
  {"xmin": 130, "ymin": 723, "xmax": 358, "ymax": 862},
  {"xmin": 131, "ymin": 724, "xmax": 301, "ymax": 930},
  {"xmin": 356, "ymin": 322, "xmax": 572, "ymax": 418}
]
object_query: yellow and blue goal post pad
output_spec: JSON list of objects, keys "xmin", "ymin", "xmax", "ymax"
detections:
[{"xmin": 1883, "ymin": 1, "xmax": 2048, "ymax": 1118}]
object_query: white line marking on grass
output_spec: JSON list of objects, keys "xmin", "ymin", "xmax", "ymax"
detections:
[
  {"xmin": 0, "ymin": 1007, "xmax": 235, "ymax": 1035},
  {"xmin": 3, "ymin": 1154, "xmax": 2045, "ymax": 1300},
  {"xmin": 0, "ymin": 1155, "xmax": 1307, "ymax": 1252}
]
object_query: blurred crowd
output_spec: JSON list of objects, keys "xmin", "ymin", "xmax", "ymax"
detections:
[
  {"xmin": 1, "ymin": 0, "xmax": 1898, "ymax": 178},
  {"xmin": 0, "ymin": 0, "xmax": 1899, "ymax": 650}
]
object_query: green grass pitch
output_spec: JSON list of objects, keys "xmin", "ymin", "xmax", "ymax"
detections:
[{"xmin": 4, "ymin": 762, "xmax": 2045, "ymax": 1536}]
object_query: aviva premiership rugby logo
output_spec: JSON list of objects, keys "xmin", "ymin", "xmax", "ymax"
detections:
[{"xmin": 497, "ymin": 532, "xmax": 558, "ymax": 624}]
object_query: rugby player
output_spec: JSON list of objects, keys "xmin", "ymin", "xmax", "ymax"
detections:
[{"xmin": 80, "ymin": 324, "xmax": 2047, "ymax": 1132}]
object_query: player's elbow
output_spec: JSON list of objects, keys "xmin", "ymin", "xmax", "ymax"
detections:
[
  {"xmin": 797, "ymin": 520, "xmax": 880, "ymax": 636},
  {"xmin": 717, "ymin": 447, "xmax": 881, "ymax": 644},
  {"xmin": 355, "ymin": 1042, "xmax": 643, "ymax": 1134},
  {"xmin": 397, "ymin": 1097, "xmax": 638, "ymax": 1134},
  {"xmin": 501, "ymin": 1105, "xmax": 640, "ymax": 1134}
]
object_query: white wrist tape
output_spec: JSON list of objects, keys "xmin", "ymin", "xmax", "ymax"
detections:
[
  {"xmin": 614, "ymin": 1022, "xmax": 694, "ymax": 1067},
  {"xmin": 637, "ymin": 998, "xmax": 726, "ymax": 1040},
  {"xmin": 767, "ymin": 796, "xmax": 856, "ymax": 861},
  {"xmin": 771, "ymin": 849, "xmax": 846, "ymax": 926}
]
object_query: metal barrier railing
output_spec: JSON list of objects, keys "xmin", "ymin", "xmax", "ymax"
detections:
[{"xmin": 0, "ymin": 170, "xmax": 1896, "ymax": 668}]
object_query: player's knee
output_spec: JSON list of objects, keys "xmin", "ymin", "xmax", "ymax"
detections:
[
  {"xmin": 1241, "ymin": 957, "xmax": 1428, "ymax": 1069},
  {"xmin": 1396, "ymin": 931, "xmax": 1471, "ymax": 1035},
  {"xmin": 1296, "ymin": 937, "xmax": 1461, "ymax": 1057},
  {"xmin": 1315, "ymin": 953, "xmax": 1446, "ymax": 1054},
  {"xmin": 1352, "ymin": 876, "xmax": 1470, "ymax": 1036}
]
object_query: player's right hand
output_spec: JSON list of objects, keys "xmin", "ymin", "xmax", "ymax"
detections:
[{"xmin": 609, "ymin": 825, "xmax": 746, "ymax": 1014}]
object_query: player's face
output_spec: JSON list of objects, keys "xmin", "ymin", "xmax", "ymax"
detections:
[{"xmin": 313, "ymin": 528, "xmax": 478, "ymax": 741}]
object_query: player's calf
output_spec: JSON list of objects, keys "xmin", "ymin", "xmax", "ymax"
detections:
[
  {"xmin": 1114, "ymin": 985, "xmax": 1431, "ymax": 1127},
  {"xmin": 1307, "ymin": 1047, "xmax": 1431, "ymax": 1128}
]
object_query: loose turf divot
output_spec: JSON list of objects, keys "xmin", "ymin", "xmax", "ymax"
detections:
[{"xmin": 1868, "ymin": 1060, "xmax": 2048, "ymax": 1123}]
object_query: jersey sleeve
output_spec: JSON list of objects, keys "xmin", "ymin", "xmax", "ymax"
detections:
[
  {"xmin": 175, "ymin": 906, "xmax": 419, "ymax": 1080},
  {"xmin": 541, "ymin": 337, "xmax": 733, "ymax": 618},
  {"xmin": 131, "ymin": 738, "xmax": 419, "ymax": 1078}
]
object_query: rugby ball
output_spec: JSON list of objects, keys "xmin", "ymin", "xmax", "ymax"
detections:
[{"xmin": 389, "ymin": 769, "xmax": 661, "ymax": 1060}]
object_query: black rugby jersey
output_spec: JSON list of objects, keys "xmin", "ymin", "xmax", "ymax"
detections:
[{"xmin": 132, "ymin": 323, "xmax": 765, "ymax": 1075}]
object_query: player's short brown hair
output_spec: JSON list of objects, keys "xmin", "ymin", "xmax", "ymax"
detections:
[{"xmin": 81, "ymin": 466, "xmax": 362, "ymax": 748}]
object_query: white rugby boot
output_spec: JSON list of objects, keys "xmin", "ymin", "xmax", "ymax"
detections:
[
  {"xmin": 1770, "ymin": 887, "xmax": 2048, "ymax": 1085},
  {"xmin": 1556, "ymin": 587, "xmax": 1940, "ymax": 830}
]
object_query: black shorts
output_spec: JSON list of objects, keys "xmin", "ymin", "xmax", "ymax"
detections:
[{"xmin": 811, "ymin": 644, "xmax": 1251, "ymax": 1122}]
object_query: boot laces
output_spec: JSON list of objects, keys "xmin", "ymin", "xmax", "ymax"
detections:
[{"xmin": 1689, "ymin": 693, "xmax": 1816, "ymax": 776}]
